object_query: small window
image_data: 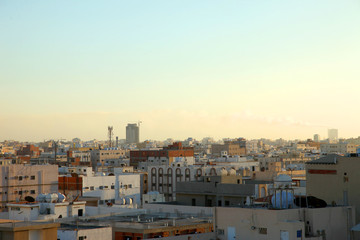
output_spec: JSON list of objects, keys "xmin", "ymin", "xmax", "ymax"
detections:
[
  {"xmin": 19, "ymin": 191, "xmax": 22, "ymax": 195},
  {"xmin": 128, "ymin": 184, "xmax": 132, "ymax": 188},
  {"xmin": 259, "ymin": 228, "xmax": 267, "ymax": 234},
  {"xmin": 18, "ymin": 176, "xmax": 23, "ymax": 181},
  {"xmin": 218, "ymin": 229, "xmax": 225, "ymax": 235},
  {"xmin": 99, "ymin": 186, "xmax": 104, "ymax": 189},
  {"xmin": 31, "ymin": 176, "xmax": 35, "ymax": 180},
  {"xmin": 111, "ymin": 185, "xmax": 115, "ymax": 189},
  {"xmin": 90, "ymin": 186, "xmax": 94, "ymax": 190},
  {"xmin": 30, "ymin": 190, "xmax": 35, "ymax": 194}
]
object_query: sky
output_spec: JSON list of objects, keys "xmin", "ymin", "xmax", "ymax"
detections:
[{"xmin": 1, "ymin": 0, "xmax": 360, "ymax": 142}]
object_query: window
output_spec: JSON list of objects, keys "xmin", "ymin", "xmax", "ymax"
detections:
[
  {"xmin": 259, "ymin": 228, "xmax": 267, "ymax": 234},
  {"xmin": 111, "ymin": 185, "xmax": 115, "ymax": 189},
  {"xmin": 128, "ymin": 184, "xmax": 132, "ymax": 188},
  {"xmin": 90, "ymin": 186, "xmax": 94, "ymax": 190},
  {"xmin": 99, "ymin": 186, "xmax": 104, "ymax": 189},
  {"xmin": 11, "ymin": 207, "xmax": 20, "ymax": 211},
  {"xmin": 31, "ymin": 175, "xmax": 35, "ymax": 180},
  {"xmin": 218, "ymin": 229, "xmax": 225, "ymax": 235},
  {"xmin": 19, "ymin": 191, "xmax": 22, "ymax": 195},
  {"xmin": 30, "ymin": 190, "xmax": 36, "ymax": 194},
  {"xmin": 18, "ymin": 176, "xmax": 23, "ymax": 181}
]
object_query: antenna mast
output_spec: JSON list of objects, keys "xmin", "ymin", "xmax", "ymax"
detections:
[{"xmin": 108, "ymin": 126, "xmax": 113, "ymax": 147}]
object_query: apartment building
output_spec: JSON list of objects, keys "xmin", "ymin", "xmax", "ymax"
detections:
[
  {"xmin": 90, "ymin": 148, "xmax": 128, "ymax": 169},
  {"xmin": 0, "ymin": 165, "xmax": 58, "ymax": 211},
  {"xmin": 306, "ymin": 154, "xmax": 360, "ymax": 222},
  {"xmin": 320, "ymin": 143, "xmax": 357, "ymax": 154},
  {"xmin": 130, "ymin": 142, "xmax": 194, "ymax": 168}
]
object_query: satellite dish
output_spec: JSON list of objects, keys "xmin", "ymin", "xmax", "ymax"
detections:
[{"xmin": 25, "ymin": 196, "xmax": 35, "ymax": 202}]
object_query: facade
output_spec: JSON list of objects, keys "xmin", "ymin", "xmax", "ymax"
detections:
[
  {"xmin": 16, "ymin": 145, "xmax": 40, "ymax": 157},
  {"xmin": 0, "ymin": 165, "xmax": 58, "ymax": 211},
  {"xmin": 314, "ymin": 134, "xmax": 320, "ymax": 142},
  {"xmin": 211, "ymin": 139, "xmax": 247, "ymax": 157},
  {"xmin": 215, "ymin": 206, "xmax": 354, "ymax": 240},
  {"xmin": 328, "ymin": 129, "xmax": 339, "ymax": 143},
  {"xmin": 0, "ymin": 221, "xmax": 59, "ymax": 240},
  {"xmin": 90, "ymin": 148, "xmax": 128, "ymax": 169},
  {"xmin": 126, "ymin": 123, "xmax": 139, "ymax": 144},
  {"xmin": 320, "ymin": 143, "xmax": 356, "ymax": 154},
  {"xmin": 59, "ymin": 172, "xmax": 141, "ymax": 206},
  {"xmin": 306, "ymin": 154, "xmax": 360, "ymax": 222},
  {"xmin": 58, "ymin": 224, "xmax": 112, "ymax": 240},
  {"xmin": 130, "ymin": 142, "xmax": 194, "ymax": 168},
  {"xmin": 176, "ymin": 175, "xmax": 270, "ymax": 207},
  {"xmin": 7, "ymin": 201, "xmax": 86, "ymax": 221}
]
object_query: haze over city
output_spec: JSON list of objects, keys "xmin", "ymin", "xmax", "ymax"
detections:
[{"xmin": 1, "ymin": 0, "xmax": 360, "ymax": 141}]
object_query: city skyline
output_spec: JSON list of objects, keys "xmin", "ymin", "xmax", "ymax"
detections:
[{"xmin": 1, "ymin": 0, "xmax": 360, "ymax": 141}]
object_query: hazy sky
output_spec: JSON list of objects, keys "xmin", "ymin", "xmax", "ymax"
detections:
[{"xmin": 1, "ymin": 0, "xmax": 360, "ymax": 142}]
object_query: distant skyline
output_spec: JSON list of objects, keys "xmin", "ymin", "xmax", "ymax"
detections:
[{"xmin": 1, "ymin": 1, "xmax": 360, "ymax": 141}]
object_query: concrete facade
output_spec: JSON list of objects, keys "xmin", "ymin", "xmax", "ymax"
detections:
[
  {"xmin": 0, "ymin": 165, "xmax": 58, "ymax": 211},
  {"xmin": 306, "ymin": 154, "xmax": 360, "ymax": 222},
  {"xmin": 215, "ymin": 206, "xmax": 354, "ymax": 240}
]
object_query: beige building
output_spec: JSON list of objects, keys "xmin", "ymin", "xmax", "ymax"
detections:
[
  {"xmin": 211, "ymin": 142, "xmax": 246, "ymax": 157},
  {"xmin": 320, "ymin": 143, "xmax": 357, "ymax": 154},
  {"xmin": 306, "ymin": 154, "xmax": 360, "ymax": 222},
  {"xmin": 215, "ymin": 206, "xmax": 354, "ymax": 240},
  {"xmin": 90, "ymin": 148, "xmax": 128, "ymax": 169},
  {"xmin": 0, "ymin": 165, "xmax": 58, "ymax": 211},
  {"xmin": 254, "ymin": 162, "xmax": 306, "ymax": 181},
  {"xmin": 0, "ymin": 221, "xmax": 59, "ymax": 240}
]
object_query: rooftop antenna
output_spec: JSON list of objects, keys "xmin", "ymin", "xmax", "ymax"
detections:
[{"xmin": 108, "ymin": 126, "xmax": 113, "ymax": 148}]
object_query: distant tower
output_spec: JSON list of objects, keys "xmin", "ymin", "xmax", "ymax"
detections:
[
  {"xmin": 314, "ymin": 134, "xmax": 320, "ymax": 142},
  {"xmin": 328, "ymin": 129, "xmax": 338, "ymax": 143},
  {"xmin": 116, "ymin": 136, "xmax": 119, "ymax": 148},
  {"xmin": 108, "ymin": 126, "xmax": 113, "ymax": 147},
  {"xmin": 126, "ymin": 123, "xmax": 140, "ymax": 144}
]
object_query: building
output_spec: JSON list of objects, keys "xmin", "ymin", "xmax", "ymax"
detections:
[
  {"xmin": 7, "ymin": 197, "xmax": 86, "ymax": 221},
  {"xmin": 90, "ymin": 148, "xmax": 128, "ymax": 170},
  {"xmin": 59, "ymin": 171, "xmax": 141, "ymax": 206},
  {"xmin": 211, "ymin": 138, "xmax": 247, "ymax": 157},
  {"xmin": 0, "ymin": 165, "xmax": 58, "ymax": 211},
  {"xmin": 215, "ymin": 206, "xmax": 354, "ymax": 240},
  {"xmin": 126, "ymin": 123, "xmax": 139, "ymax": 144},
  {"xmin": 314, "ymin": 134, "xmax": 320, "ymax": 142},
  {"xmin": 130, "ymin": 142, "xmax": 194, "ymax": 168},
  {"xmin": 176, "ymin": 175, "xmax": 270, "ymax": 207},
  {"xmin": 328, "ymin": 129, "xmax": 339, "ymax": 143},
  {"xmin": 57, "ymin": 224, "xmax": 112, "ymax": 240},
  {"xmin": 320, "ymin": 143, "xmax": 356, "ymax": 154},
  {"xmin": 16, "ymin": 145, "xmax": 40, "ymax": 157},
  {"xmin": 306, "ymin": 154, "xmax": 360, "ymax": 222},
  {"xmin": 0, "ymin": 221, "xmax": 60, "ymax": 240}
]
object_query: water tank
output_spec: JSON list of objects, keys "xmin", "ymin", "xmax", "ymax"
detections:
[
  {"xmin": 45, "ymin": 193, "xmax": 58, "ymax": 203},
  {"xmin": 271, "ymin": 191, "xmax": 294, "ymax": 209},
  {"xmin": 228, "ymin": 169, "xmax": 236, "ymax": 176},
  {"xmin": 36, "ymin": 193, "xmax": 47, "ymax": 203},
  {"xmin": 220, "ymin": 168, "xmax": 228, "ymax": 176},
  {"xmin": 57, "ymin": 193, "xmax": 66, "ymax": 203}
]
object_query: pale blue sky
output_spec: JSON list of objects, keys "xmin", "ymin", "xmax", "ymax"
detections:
[{"xmin": 1, "ymin": 0, "xmax": 360, "ymax": 141}]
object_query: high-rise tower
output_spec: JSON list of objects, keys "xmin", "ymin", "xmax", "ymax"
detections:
[{"xmin": 126, "ymin": 123, "xmax": 139, "ymax": 144}]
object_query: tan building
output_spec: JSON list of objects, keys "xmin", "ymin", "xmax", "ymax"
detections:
[
  {"xmin": 176, "ymin": 175, "xmax": 270, "ymax": 207},
  {"xmin": 211, "ymin": 143, "xmax": 246, "ymax": 157},
  {"xmin": 254, "ymin": 162, "xmax": 306, "ymax": 181},
  {"xmin": 0, "ymin": 221, "xmax": 59, "ymax": 240},
  {"xmin": 306, "ymin": 154, "xmax": 360, "ymax": 222},
  {"xmin": 0, "ymin": 165, "xmax": 58, "ymax": 211},
  {"xmin": 90, "ymin": 148, "xmax": 128, "ymax": 169},
  {"xmin": 215, "ymin": 206, "xmax": 354, "ymax": 240},
  {"xmin": 320, "ymin": 143, "xmax": 357, "ymax": 154}
]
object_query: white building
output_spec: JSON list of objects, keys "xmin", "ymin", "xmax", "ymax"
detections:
[
  {"xmin": 7, "ymin": 194, "xmax": 86, "ymax": 221},
  {"xmin": 58, "ymin": 225, "xmax": 112, "ymax": 240}
]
